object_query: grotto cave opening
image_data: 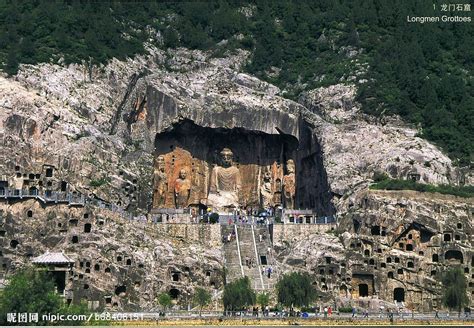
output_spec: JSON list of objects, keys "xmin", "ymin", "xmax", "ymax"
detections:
[
  {"xmin": 152, "ymin": 119, "xmax": 334, "ymax": 215},
  {"xmin": 358, "ymin": 284, "xmax": 369, "ymax": 297},
  {"xmin": 394, "ymin": 288, "xmax": 405, "ymax": 302},
  {"xmin": 169, "ymin": 288, "xmax": 180, "ymax": 299},
  {"xmin": 49, "ymin": 271, "xmax": 66, "ymax": 294},
  {"xmin": 445, "ymin": 250, "xmax": 463, "ymax": 264}
]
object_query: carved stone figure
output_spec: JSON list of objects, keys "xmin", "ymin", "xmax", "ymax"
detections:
[
  {"xmin": 260, "ymin": 169, "xmax": 273, "ymax": 208},
  {"xmin": 282, "ymin": 159, "xmax": 296, "ymax": 209},
  {"xmin": 207, "ymin": 148, "xmax": 242, "ymax": 210},
  {"xmin": 152, "ymin": 155, "xmax": 167, "ymax": 208},
  {"xmin": 273, "ymin": 178, "xmax": 282, "ymax": 206},
  {"xmin": 174, "ymin": 169, "xmax": 191, "ymax": 208}
]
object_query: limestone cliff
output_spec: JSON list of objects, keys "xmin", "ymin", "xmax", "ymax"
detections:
[{"xmin": 0, "ymin": 47, "xmax": 472, "ymax": 311}]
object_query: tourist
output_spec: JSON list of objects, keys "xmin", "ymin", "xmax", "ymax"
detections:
[
  {"xmin": 351, "ymin": 307, "xmax": 356, "ymax": 318},
  {"xmin": 324, "ymin": 306, "xmax": 328, "ymax": 318},
  {"xmin": 363, "ymin": 309, "xmax": 369, "ymax": 318},
  {"xmin": 328, "ymin": 306, "xmax": 332, "ymax": 317},
  {"xmin": 245, "ymin": 256, "xmax": 249, "ymax": 267},
  {"xmin": 259, "ymin": 234, "xmax": 262, "ymax": 242}
]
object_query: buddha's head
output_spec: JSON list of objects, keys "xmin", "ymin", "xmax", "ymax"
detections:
[
  {"xmin": 220, "ymin": 148, "xmax": 234, "ymax": 167},
  {"xmin": 286, "ymin": 159, "xmax": 295, "ymax": 174},
  {"xmin": 155, "ymin": 155, "xmax": 165, "ymax": 171}
]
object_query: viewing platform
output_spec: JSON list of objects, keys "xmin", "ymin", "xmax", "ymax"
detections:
[{"xmin": 0, "ymin": 187, "xmax": 85, "ymax": 205}]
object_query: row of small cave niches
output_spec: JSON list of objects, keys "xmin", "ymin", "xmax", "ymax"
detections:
[
  {"xmin": 11, "ymin": 165, "xmax": 70, "ymax": 191},
  {"xmin": 366, "ymin": 223, "xmax": 466, "ymax": 239},
  {"xmin": 349, "ymin": 240, "xmax": 474, "ymax": 287},
  {"xmin": 74, "ymin": 257, "xmax": 218, "ymax": 285},
  {"xmin": 75, "ymin": 258, "xmax": 145, "ymax": 274},
  {"xmin": 1, "ymin": 212, "xmax": 101, "ymax": 253},
  {"xmin": 71, "ymin": 258, "xmax": 219, "ymax": 307},
  {"xmin": 14, "ymin": 165, "xmax": 54, "ymax": 178}
]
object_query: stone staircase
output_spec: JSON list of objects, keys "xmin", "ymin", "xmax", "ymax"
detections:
[
  {"xmin": 222, "ymin": 223, "xmax": 278, "ymax": 291},
  {"xmin": 221, "ymin": 225, "xmax": 244, "ymax": 283},
  {"xmin": 252, "ymin": 225, "xmax": 278, "ymax": 290},
  {"xmin": 236, "ymin": 225, "xmax": 264, "ymax": 290}
]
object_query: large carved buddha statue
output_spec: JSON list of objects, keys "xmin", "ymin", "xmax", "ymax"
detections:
[
  {"xmin": 174, "ymin": 169, "xmax": 191, "ymax": 208},
  {"xmin": 152, "ymin": 155, "xmax": 167, "ymax": 208},
  {"xmin": 207, "ymin": 148, "xmax": 242, "ymax": 210},
  {"xmin": 283, "ymin": 159, "xmax": 296, "ymax": 209},
  {"xmin": 260, "ymin": 169, "xmax": 273, "ymax": 208}
]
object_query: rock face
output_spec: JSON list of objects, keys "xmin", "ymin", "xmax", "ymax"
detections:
[
  {"xmin": 0, "ymin": 47, "xmax": 472, "ymax": 312},
  {"xmin": 0, "ymin": 200, "xmax": 223, "ymax": 310},
  {"xmin": 301, "ymin": 84, "xmax": 462, "ymax": 201}
]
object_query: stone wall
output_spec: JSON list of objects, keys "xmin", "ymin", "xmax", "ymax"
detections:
[
  {"xmin": 272, "ymin": 223, "xmax": 337, "ymax": 243},
  {"xmin": 150, "ymin": 223, "xmax": 222, "ymax": 248}
]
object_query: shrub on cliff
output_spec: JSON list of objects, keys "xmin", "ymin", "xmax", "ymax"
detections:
[{"xmin": 370, "ymin": 178, "xmax": 474, "ymax": 198}]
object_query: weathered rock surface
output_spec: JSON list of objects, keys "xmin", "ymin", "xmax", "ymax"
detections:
[
  {"xmin": 0, "ymin": 46, "xmax": 472, "ymax": 312},
  {"xmin": 301, "ymin": 84, "xmax": 463, "ymax": 211}
]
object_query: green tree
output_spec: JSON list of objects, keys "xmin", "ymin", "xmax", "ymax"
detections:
[
  {"xmin": 223, "ymin": 277, "xmax": 255, "ymax": 312},
  {"xmin": 193, "ymin": 287, "xmax": 211, "ymax": 316},
  {"xmin": 0, "ymin": 268, "xmax": 62, "ymax": 325},
  {"xmin": 256, "ymin": 293, "xmax": 270, "ymax": 310},
  {"xmin": 0, "ymin": 267, "xmax": 90, "ymax": 325},
  {"xmin": 442, "ymin": 267, "xmax": 468, "ymax": 313},
  {"xmin": 209, "ymin": 212, "xmax": 219, "ymax": 224},
  {"xmin": 276, "ymin": 272, "xmax": 316, "ymax": 308},
  {"xmin": 157, "ymin": 293, "xmax": 172, "ymax": 313},
  {"xmin": 163, "ymin": 28, "xmax": 179, "ymax": 49},
  {"xmin": 4, "ymin": 46, "xmax": 19, "ymax": 75}
]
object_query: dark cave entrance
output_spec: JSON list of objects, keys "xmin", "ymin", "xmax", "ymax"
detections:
[
  {"xmin": 371, "ymin": 225, "xmax": 380, "ymax": 235},
  {"xmin": 115, "ymin": 285, "xmax": 126, "ymax": 296},
  {"xmin": 171, "ymin": 272, "xmax": 180, "ymax": 282},
  {"xmin": 358, "ymin": 284, "xmax": 369, "ymax": 297},
  {"xmin": 153, "ymin": 119, "xmax": 334, "ymax": 215},
  {"xmin": 49, "ymin": 271, "xmax": 66, "ymax": 294},
  {"xmin": 169, "ymin": 288, "xmax": 180, "ymax": 299},
  {"xmin": 445, "ymin": 250, "xmax": 463, "ymax": 264},
  {"xmin": 394, "ymin": 288, "xmax": 405, "ymax": 302},
  {"xmin": 353, "ymin": 273, "xmax": 374, "ymax": 297}
]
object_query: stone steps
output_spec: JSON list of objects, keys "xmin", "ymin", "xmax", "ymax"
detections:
[
  {"xmin": 221, "ymin": 225, "xmax": 244, "ymax": 283},
  {"xmin": 222, "ymin": 224, "xmax": 279, "ymax": 291}
]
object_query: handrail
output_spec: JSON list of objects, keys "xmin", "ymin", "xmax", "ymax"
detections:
[
  {"xmin": 234, "ymin": 224, "xmax": 245, "ymax": 278},
  {"xmin": 251, "ymin": 225, "xmax": 265, "ymax": 290}
]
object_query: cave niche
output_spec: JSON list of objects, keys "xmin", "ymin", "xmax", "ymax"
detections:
[
  {"xmin": 152, "ymin": 119, "xmax": 334, "ymax": 215},
  {"xmin": 445, "ymin": 250, "xmax": 463, "ymax": 264}
]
